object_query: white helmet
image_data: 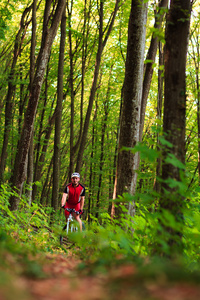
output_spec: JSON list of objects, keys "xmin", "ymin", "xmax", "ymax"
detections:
[{"xmin": 71, "ymin": 172, "xmax": 80, "ymax": 178}]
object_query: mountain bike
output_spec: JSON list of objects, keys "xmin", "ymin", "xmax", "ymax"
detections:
[{"xmin": 60, "ymin": 208, "xmax": 79, "ymax": 246}]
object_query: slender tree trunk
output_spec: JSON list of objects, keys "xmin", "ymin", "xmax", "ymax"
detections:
[
  {"xmin": 67, "ymin": 0, "xmax": 76, "ymax": 178},
  {"xmin": 66, "ymin": 0, "xmax": 92, "ymax": 178},
  {"xmin": 114, "ymin": 0, "xmax": 148, "ymax": 218},
  {"xmin": 33, "ymin": 111, "xmax": 56, "ymax": 201},
  {"xmin": 197, "ymin": 66, "xmax": 200, "ymax": 184},
  {"xmin": 26, "ymin": 0, "xmax": 37, "ymax": 205},
  {"xmin": 76, "ymin": 0, "xmax": 120, "ymax": 172},
  {"xmin": 0, "ymin": 6, "xmax": 31, "ymax": 184},
  {"xmin": 41, "ymin": 157, "xmax": 53, "ymax": 206},
  {"xmin": 52, "ymin": 4, "xmax": 66, "ymax": 211},
  {"xmin": 88, "ymin": 100, "xmax": 98, "ymax": 224},
  {"xmin": 154, "ymin": 41, "xmax": 164, "ymax": 193},
  {"xmin": 79, "ymin": 0, "xmax": 88, "ymax": 145},
  {"xmin": 32, "ymin": 70, "xmax": 50, "ymax": 202},
  {"xmin": 109, "ymin": 89, "xmax": 123, "ymax": 218},
  {"xmin": 139, "ymin": 0, "xmax": 168, "ymax": 142},
  {"xmin": 96, "ymin": 78, "xmax": 111, "ymax": 218},
  {"xmin": 75, "ymin": 0, "xmax": 103, "ymax": 173},
  {"xmin": 9, "ymin": 0, "xmax": 66, "ymax": 210}
]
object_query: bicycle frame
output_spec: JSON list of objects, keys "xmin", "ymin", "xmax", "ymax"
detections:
[
  {"xmin": 66, "ymin": 209, "xmax": 78, "ymax": 233},
  {"xmin": 60, "ymin": 208, "xmax": 79, "ymax": 245},
  {"xmin": 65, "ymin": 208, "xmax": 79, "ymax": 234}
]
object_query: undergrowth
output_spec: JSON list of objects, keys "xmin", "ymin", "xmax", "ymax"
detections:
[{"xmin": 1, "ymin": 182, "xmax": 200, "ymax": 281}]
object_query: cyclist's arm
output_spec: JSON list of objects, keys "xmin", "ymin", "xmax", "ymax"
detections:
[
  {"xmin": 80, "ymin": 196, "xmax": 85, "ymax": 211},
  {"xmin": 61, "ymin": 193, "xmax": 68, "ymax": 207}
]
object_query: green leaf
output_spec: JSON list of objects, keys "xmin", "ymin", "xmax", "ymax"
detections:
[
  {"xmin": 132, "ymin": 143, "xmax": 159, "ymax": 162},
  {"xmin": 158, "ymin": 136, "xmax": 173, "ymax": 148},
  {"xmin": 165, "ymin": 153, "xmax": 185, "ymax": 170}
]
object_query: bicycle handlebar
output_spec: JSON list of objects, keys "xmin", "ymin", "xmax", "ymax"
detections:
[
  {"xmin": 64, "ymin": 207, "xmax": 83, "ymax": 215},
  {"xmin": 66, "ymin": 208, "xmax": 77, "ymax": 213}
]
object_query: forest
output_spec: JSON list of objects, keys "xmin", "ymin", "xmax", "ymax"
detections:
[{"xmin": 1, "ymin": 0, "xmax": 200, "ymax": 299}]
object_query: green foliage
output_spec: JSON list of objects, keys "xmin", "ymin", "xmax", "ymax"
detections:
[
  {"xmin": 0, "ymin": 2, "xmax": 14, "ymax": 40},
  {"xmin": 165, "ymin": 153, "xmax": 186, "ymax": 170},
  {"xmin": 0, "ymin": 1, "xmax": 199, "ymax": 288},
  {"xmin": 0, "ymin": 184, "xmax": 62, "ymax": 252},
  {"xmin": 71, "ymin": 216, "xmax": 136, "ymax": 267},
  {"xmin": 64, "ymin": 193, "xmax": 200, "ymax": 276},
  {"xmin": 1, "ymin": 179, "xmax": 200, "ymax": 282},
  {"xmin": 131, "ymin": 142, "xmax": 160, "ymax": 162}
]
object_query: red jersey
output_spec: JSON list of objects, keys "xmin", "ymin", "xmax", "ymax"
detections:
[{"xmin": 64, "ymin": 183, "xmax": 85, "ymax": 205}]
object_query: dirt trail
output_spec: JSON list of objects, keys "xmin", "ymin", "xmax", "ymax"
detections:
[{"xmin": 1, "ymin": 252, "xmax": 200, "ymax": 300}]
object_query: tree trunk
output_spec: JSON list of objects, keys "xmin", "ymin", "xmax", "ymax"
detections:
[
  {"xmin": 114, "ymin": 0, "xmax": 148, "ymax": 218},
  {"xmin": 9, "ymin": 0, "xmax": 66, "ymax": 211},
  {"xmin": 109, "ymin": 89, "xmax": 123, "ymax": 218},
  {"xmin": 26, "ymin": 0, "xmax": 37, "ymax": 205},
  {"xmin": 190, "ymin": 27, "xmax": 200, "ymax": 184},
  {"xmin": 96, "ymin": 69, "xmax": 112, "ymax": 218},
  {"xmin": 88, "ymin": 100, "xmax": 98, "ymax": 224},
  {"xmin": 76, "ymin": 0, "xmax": 120, "ymax": 172},
  {"xmin": 67, "ymin": 0, "xmax": 76, "ymax": 178},
  {"xmin": 160, "ymin": 0, "xmax": 191, "ymax": 251},
  {"xmin": 161, "ymin": 0, "xmax": 191, "ymax": 191},
  {"xmin": 139, "ymin": 0, "xmax": 168, "ymax": 142},
  {"xmin": 41, "ymin": 156, "xmax": 53, "ymax": 206},
  {"xmin": 52, "ymin": 4, "xmax": 66, "ymax": 211},
  {"xmin": 0, "ymin": 6, "xmax": 31, "ymax": 184},
  {"xmin": 153, "ymin": 41, "xmax": 164, "ymax": 194},
  {"xmin": 33, "ymin": 110, "xmax": 56, "ymax": 202},
  {"xmin": 32, "ymin": 69, "xmax": 50, "ymax": 202}
]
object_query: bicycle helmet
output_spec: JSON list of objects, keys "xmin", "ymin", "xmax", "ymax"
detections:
[{"xmin": 71, "ymin": 172, "xmax": 80, "ymax": 178}]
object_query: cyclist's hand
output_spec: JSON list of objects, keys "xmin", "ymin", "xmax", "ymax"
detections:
[{"xmin": 61, "ymin": 205, "xmax": 65, "ymax": 209}]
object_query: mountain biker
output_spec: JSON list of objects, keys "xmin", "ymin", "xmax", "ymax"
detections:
[{"xmin": 61, "ymin": 172, "xmax": 85, "ymax": 231}]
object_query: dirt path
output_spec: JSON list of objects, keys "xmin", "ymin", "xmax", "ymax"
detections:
[{"xmin": 1, "ymin": 252, "xmax": 200, "ymax": 300}]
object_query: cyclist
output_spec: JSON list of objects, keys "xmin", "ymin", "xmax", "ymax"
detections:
[{"xmin": 61, "ymin": 172, "xmax": 85, "ymax": 231}]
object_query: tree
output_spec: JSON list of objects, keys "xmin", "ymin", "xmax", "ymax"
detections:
[
  {"xmin": 52, "ymin": 4, "xmax": 66, "ymax": 211},
  {"xmin": 75, "ymin": 0, "xmax": 120, "ymax": 172},
  {"xmin": 139, "ymin": 0, "xmax": 168, "ymax": 143},
  {"xmin": 25, "ymin": 0, "xmax": 37, "ymax": 205},
  {"xmin": 190, "ymin": 20, "xmax": 200, "ymax": 183},
  {"xmin": 153, "ymin": 40, "xmax": 164, "ymax": 193},
  {"xmin": 9, "ymin": 0, "xmax": 66, "ymax": 210},
  {"xmin": 114, "ymin": 0, "xmax": 148, "ymax": 218},
  {"xmin": 160, "ymin": 0, "xmax": 192, "ymax": 251},
  {"xmin": 0, "ymin": 5, "xmax": 31, "ymax": 184}
]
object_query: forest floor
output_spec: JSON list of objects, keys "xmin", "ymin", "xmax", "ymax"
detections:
[{"xmin": 1, "ymin": 248, "xmax": 200, "ymax": 300}]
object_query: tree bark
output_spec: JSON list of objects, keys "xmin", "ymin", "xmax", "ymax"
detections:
[
  {"xmin": 76, "ymin": 0, "xmax": 120, "ymax": 172},
  {"xmin": 161, "ymin": 0, "xmax": 191, "ymax": 188},
  {"xmin": 32, "ymin": 110, "xmax": 56, "ymax": 201},
  {"xmin": 139, "ymin": 0, "xmax": 168, "ymax": 142},
  {"xmin": 160, "ymin": 0, "xmax": 191, "ymax": 252},
  {"xmin": 9, "ymin": 0, "xmax": 66, "ymax": 210},
  {"xmin": 67, "ymin": 0, "xmax": 76, "ymax": 178},
  {"xmin": 0, "ymin": 6, "xmax": 31, "ymax": 184},
  {"xmin": 52, "ymin": 4, "xmax": 66, "ymax": 211},
  {"xmin": 153, "ymin": 41, "xmax": 164, "ymax": 193},
  {"xmin": 32, "ymin": 69, "xmax": 50, "ymax": 202},
  {"xmin": 190, "ymin": 27, "xmax": 200, "ymax": 183},
  {"xmin": 68, "ymin": 0, "xmax": 91, "ymax": 177},
  {"xmin": 88, "ymin": 100, "xmax": 98, "ymax": 224},
  {"xmin": 114, "ymin": 0, "xmax": 148, "ymax": 218},
  {"xmin": 26, "ymin": 0, "xmax": 37, "ymax": 205},
  {"xmin": 96, "ymin": 68, "xmax": 112, "ymax": 218}
]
